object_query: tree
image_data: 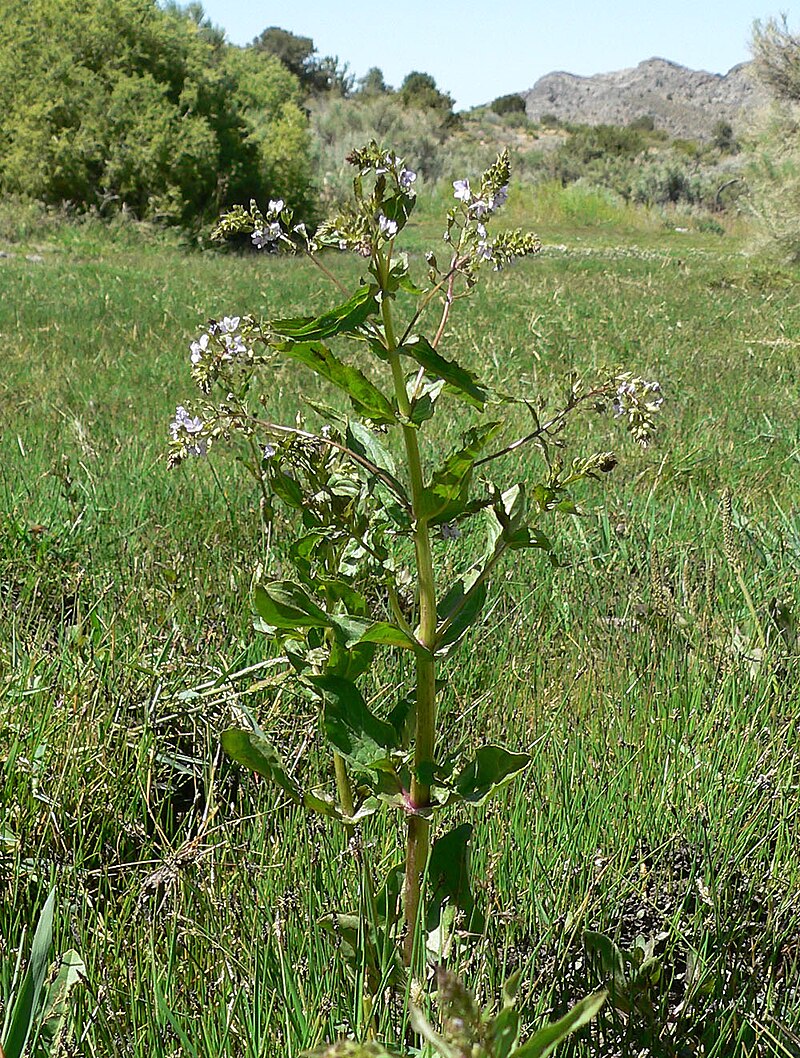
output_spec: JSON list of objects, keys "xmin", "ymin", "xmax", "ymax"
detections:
[
  {"xmin": 0, "ymin": 0, "xmax": 315, "ymax": 225},
  {"xmin": 252, "ymin": 26, "xmax": 315, "ymax": 80},
  {"xmin": 252, "ymin": 26, "xmax": 353, "ymax": 97},
  {"xmin": 491, "ymin": 93, "xmax": 526, "ymax": 117},
  {"xmin": 400, "ymin": 72, "xmax": 455, "ymax": 119},
  {"xmin": 358, "ymin": 67, "xmax": 391, "ymax": 95}
]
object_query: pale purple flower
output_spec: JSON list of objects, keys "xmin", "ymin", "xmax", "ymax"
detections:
[
  {"xmin": 492, "ymin": 184, "xmax": 509, "ymax": 210},
  {"xmin": 219, "ymin": 316, "xmax": 241, "ymax": 334},
  {"xmin": 263, "ymin": 444, "xmax": 276, "ymax": 460},
  {"xmin": 189, "ymin": 332, "xmax": 210, "ymax": 365},
  {"xmin": 221, "ymin": 333, "xmax": 247, "ymax": 360},
  {"xmin": 375, "ymin": 152, "xmax": 392, "ymax": 175},
  {"xmin": 378, "ymin": 213, "xmax": 398, "ymax": 238},
  {"xmin": 251, "ymin": 223, "xmax": 281, "ymax": 249},
  {"xmin": 440, "ymin": 521, "xmax": 461, "ymax": 541},
  {"xmin": 470, "ymin": 199, "xmax": 490, "ymax": 218},
  {"xmin": 453, "ymin": 179, "xmax": 471, "ymax": 202},
  {"xmin": 476, "ymin": 241, "xmax": 493, "ymax": 262},
  {"xmin": 170, "ymin": 406, "xmax": 207, "ymax": 456},
  {"xmin": 398, "ymin": 167, "xmax": 417, "ymax": 191}
]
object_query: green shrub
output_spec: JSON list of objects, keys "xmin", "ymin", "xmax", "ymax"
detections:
[
  {"xmin": 0, "ymin": 0, "xmax": 315, "ymax": 226},
  {"xmin": 491, "ymin": 93, "xmax": 527, "ymax": 116}
]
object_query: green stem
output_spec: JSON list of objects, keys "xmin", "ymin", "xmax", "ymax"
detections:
[
  {"xmin": 378, "ymin": 253, "xmax": 438, "ymax": 967},
  {"xmin": 333, "ymin": 750, "xmax": 355, "ymax": 820}
]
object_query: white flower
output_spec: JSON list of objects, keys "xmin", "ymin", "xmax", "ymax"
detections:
[
  {"xmin": 399, "ymin": 167, "xmax": 417, "ymax": 191},
  {"xmin": 263, "ymin": 444, "xmax": 276, "ymax": 460},
  {"xmin": 268, "ymin": 198, "xmax": 285, "ymax": 214},
  {"xmin": 219, "ymin": 316, "xmax": 241, "ymax": 334},
  {"xmin": 378, "ymin": 213, "xmax": 398, "ymax": 238},
  {"xmin": 189, "ymin": 332, "xmax": 210, "ymax": 365},
  {"xmin": 453, "ymin": 179, "xmax": 471, "ymax": 202}
]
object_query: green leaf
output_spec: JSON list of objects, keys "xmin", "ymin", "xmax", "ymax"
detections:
[
  {"xmin": 309, "ymin": 675, "xmax": 399, "ymax": 770},
  {"xmin": 426, "ymin": 823, "xmax": 484, "ymax": 937},
  {"xmin": 271, "ymin": 285, "xmax": 378, "ymax": 341},
  {"xmin": 221, "ymin": 729, "xmax": 303, "ymax": 803},
  {"xmin": 400, "ymin": 336, "xmax": 488, "ymax": 409},
  {"xmin": 453, "ymin": 745, "xmax": 531, "ymax": 804},
  {"xmin": 419, "ymin": 422, "xmax": 503, "ymax": 524},
  {"xmin": 436, "ymin": 580, "xmax": 487, "ymax": 656},
  {"xmin": 584, "ymin": 931, "xmax": 626, "ymax": 978},
  {"xmin": 221, "ymin": 729, "xmax": 342, "ymax": 819},
  {"xmin": 357, "ymin": 622, "xmax": 425, "ymax": 653},
  {"xmin": 303, "ymin": 1042, "xmax": 400, "ymax": 1058},
  {"xmin": 491, "ymin": 1006, "xmax": 521, "ymax": 1058},
  {"xmin": 254, "ymin": 582, "xmax": 329, "ymax": 630},
  {"xmin": 277, "ymin": 341, "xmax": 396, "ymax": 424},
  {"xmin": 38, "ymin": 949, "xmax": 86, "ymax": 1052},
  {"xmin": 270, "ymin": 469, "xmax": 304, "ymax": 509},
  {"xmin": 345, "ymin": 420, "xmax": 397, "ymax": 476},
  {"xmin": 2, "ymin": 888, "xmax": 56, "ymax": 1058},
  {"xmin": 509, "ymin": 991, "xmax": 606, "ymax": 1058}
]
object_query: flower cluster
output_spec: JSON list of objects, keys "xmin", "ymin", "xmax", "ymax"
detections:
[
  {"xmin": 188, "ymin": 315, "xmax": 261, "ymax": 392},
  {"xmin": 169, "ymin": 405, "xmax": 207, "ymax": 464},
  {"xmin": 252, "ymin": 199, "xmax": 286, "ymax": 251},
  {"xmin": 611, "ymin": 376, "xmax": 664, "ymax": 446}
]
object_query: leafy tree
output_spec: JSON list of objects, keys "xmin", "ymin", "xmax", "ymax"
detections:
[
  {"xmin": 400, "ymin": 72, "xmax": 456, "ymax": 121},
  {"xmin": 358, "ymin": 67, "xmax": 391, "ymax": 95},
  {"xmin": 252, "ymin": 26, "xmax": 353, "ymax": 97},
  {"xmin": 491, "ymin": 93, "xmax": 526, "ymax": 117},
  {"xmin": 0, "ymin": 0, "xmax": 314, "ymax": 225},
  {"xmin": 252, "ymin": 26, "xmax": 315, "ymax": 79}
]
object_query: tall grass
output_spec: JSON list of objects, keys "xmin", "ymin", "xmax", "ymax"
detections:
[{"xmin": 1, "ymin": 216, "xmax": 799, "ymax": 1055}]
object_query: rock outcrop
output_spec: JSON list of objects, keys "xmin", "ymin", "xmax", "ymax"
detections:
[{"xmin": 521, "ymin": 58, "xmax": 769, "ymax": 139}]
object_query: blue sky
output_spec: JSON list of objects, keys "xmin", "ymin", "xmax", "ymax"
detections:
[{"xmin": 195, "ymin": 0, "xmax": 784, "ymax": 110}]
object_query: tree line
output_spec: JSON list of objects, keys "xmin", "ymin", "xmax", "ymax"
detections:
[{"xmin": 0, "ymin": 1, "xmax": 456, "ymax": 228}]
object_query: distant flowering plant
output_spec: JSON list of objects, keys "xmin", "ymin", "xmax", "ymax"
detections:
[{"xmin": 169, "ymin": 141, "xmax": 661, "ymax": 1046}]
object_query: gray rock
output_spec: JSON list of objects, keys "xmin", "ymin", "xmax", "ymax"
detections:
[{"xmin": 522, "ymin": 58, "xmax": 770, "ymax": 140}]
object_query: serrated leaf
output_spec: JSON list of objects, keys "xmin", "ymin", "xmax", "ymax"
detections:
[
  {"xmin": 271, "ymin": 285, "xmax": 378, "ymax": 341},
  {"xmin": 419, "ymin": 422, "xmax": 502, "ymax": 524},
  {"xmin": 254, "ymin": 582, "xmax": 329, "ymax": 629},
  {"xmin": 309, "ymin": 675, "xmax": 399, "ymax": 770},
  {"xmin": 400, "ymin": 335, "xmax": 487, "ymax": 408},
  {"xmin": 276, "ymin": 341, "xmax": 396, "ymax": 424},
  {"xmin": 509, "ymin": 991, "xmax": 606, "ymax": 1058},
  {"xmin": 453, "ymin": 745, "xmax": 531, "ymax": 804}
]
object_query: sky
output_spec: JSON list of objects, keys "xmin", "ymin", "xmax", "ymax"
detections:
[{"xmin": 195, "ymin": 0, "xmax": 788, "ymax": 110}]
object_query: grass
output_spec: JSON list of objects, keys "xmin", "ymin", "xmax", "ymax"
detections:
[{"xmin": 1, "ymin": 204, "xmax": 799, "ymax": 1057}]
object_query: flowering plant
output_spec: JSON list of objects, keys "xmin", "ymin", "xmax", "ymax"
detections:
[{"xmin": 170, "ymin": 143, "xmax": 661, "ymax": 1045}]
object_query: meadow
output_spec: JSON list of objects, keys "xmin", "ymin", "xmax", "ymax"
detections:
[{"xmin": 2, "ymin": 188, "xmax": 799, "ymax": 1057}]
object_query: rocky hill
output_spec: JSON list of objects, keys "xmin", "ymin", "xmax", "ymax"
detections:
[{"xmin": 522, "ymin": 58, "xmax": 769, "ymax": 139}]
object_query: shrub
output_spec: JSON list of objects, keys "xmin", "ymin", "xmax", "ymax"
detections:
[
  {"xmin": 0, "ymin": 0, "xmax": 315, "ymax": 225},
  {"xmin": 491, "ymin": 93, "xmax": 527, "ymax": 116}
]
